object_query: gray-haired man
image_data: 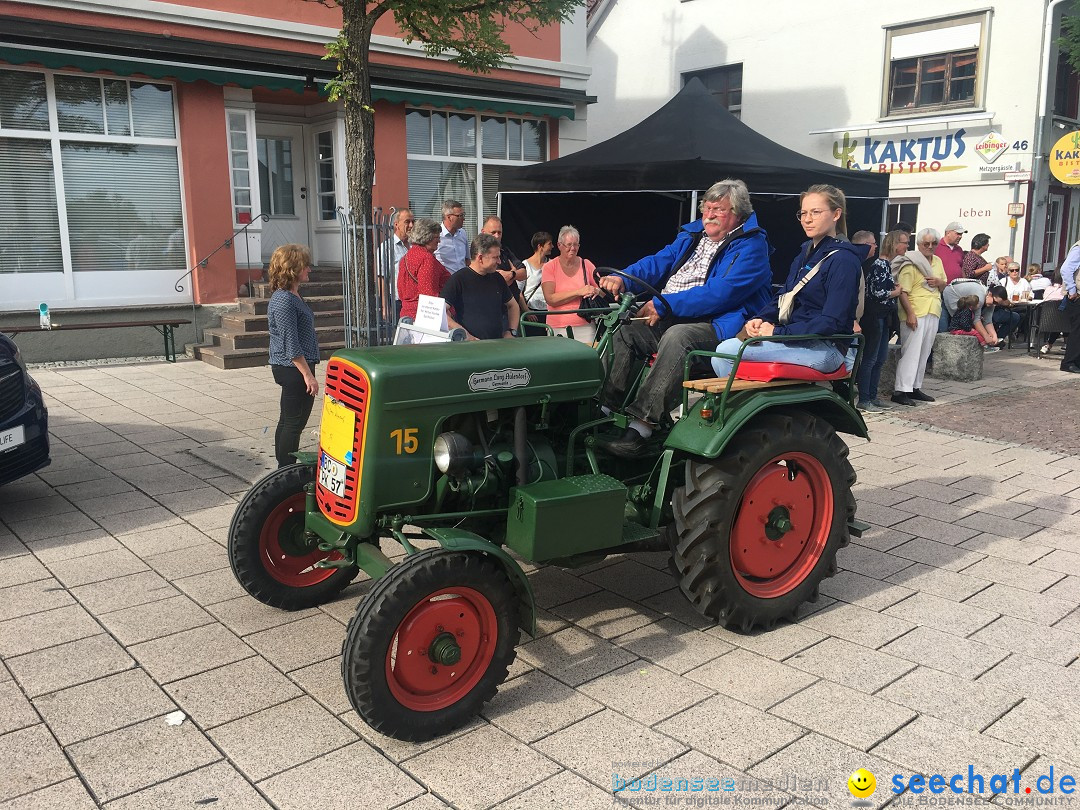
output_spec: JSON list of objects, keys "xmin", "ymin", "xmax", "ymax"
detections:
[{"xmin": 598, "ymin": 179, "xmax": 773, "ymax": 458}]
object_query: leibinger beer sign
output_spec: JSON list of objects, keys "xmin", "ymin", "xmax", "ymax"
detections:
[{"xmin": 1050, "ymin": 130, "xmax": 1080, "ymax": 184}]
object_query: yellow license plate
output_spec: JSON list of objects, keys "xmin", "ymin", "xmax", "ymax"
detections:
[{"xmin": 319, "ymin": 397, "xmax": 356, "ymax": 465}]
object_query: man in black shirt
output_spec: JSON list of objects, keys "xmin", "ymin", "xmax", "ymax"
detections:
[{"xmin": 441, "ymin": 233, "xmax": 521, "ymax": 340}]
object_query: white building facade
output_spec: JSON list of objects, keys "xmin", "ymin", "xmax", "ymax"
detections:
[{"xmin": 587, "ymin": 0, "xmax": 1078, "ymax": 272}]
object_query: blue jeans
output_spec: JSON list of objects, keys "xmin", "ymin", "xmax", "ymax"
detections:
[
  {"xmin": 992, "ymin": 308, "xmax": 1022, "ymax": 340},
  {"xmin": 856, "ymin": 311, "xmax": 892, "ymax": 403},
  {"xmin": 712, "ymin": 338, "xmax": 846, "ymax": 378},
  {"xmin": 938, "ymin": 306, "xmax": 952, "ymax": 333}
]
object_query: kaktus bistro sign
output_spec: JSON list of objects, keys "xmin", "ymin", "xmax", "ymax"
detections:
[
  {"xmin": 832, "ymin": 128, "xmax": 1025, "ymax": 175},
  {"xmin": 1050, "ymin": 130, "xmax": 1080, "ymax": 185}
]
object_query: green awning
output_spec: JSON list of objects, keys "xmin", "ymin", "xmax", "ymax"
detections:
[
  {"xmin": 0, "ymin": 44, "xmax": 310, "ymax": 92},
  {"xmin": 0, "ymin": 43, "xmax": 577, "ymax": 118},
  {"xmin": 371, "ymin": 86, "xmax": 575, "ymax": 119}
]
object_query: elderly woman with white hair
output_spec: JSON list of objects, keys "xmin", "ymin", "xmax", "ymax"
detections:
[{"xmin": 891, "ymin": 227, "xmax": 947, "ymax": 406}]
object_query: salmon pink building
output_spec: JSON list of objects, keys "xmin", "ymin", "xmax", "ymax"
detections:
[{"xmin": 0, "ymin": 0, "xmax": 591, "ymax": 312}]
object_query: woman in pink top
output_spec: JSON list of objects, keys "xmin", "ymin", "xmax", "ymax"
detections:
[{"xmin": 541, "ymin": 225, "xmax": 601, "ymax": 344}]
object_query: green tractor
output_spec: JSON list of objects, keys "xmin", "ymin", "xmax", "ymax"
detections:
[{"xmin": 228, "ymin": 270, "xmax": 867, "ymax": 742}]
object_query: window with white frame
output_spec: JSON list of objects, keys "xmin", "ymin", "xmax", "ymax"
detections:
[
  {"xmin": 405, "ymin": 109, "xmax": 547, "ymax": 236},
  {"xmin": 227, "ymin": 110, "xmax": 254, "ymax": 224},
  {"xmin": 884, "ymin": 13, "xmax": 988, "ymax": 116},
  {"xmin": 0, "ymin": 66, "xmax": 184, "ymax": 276},
  {"xmin": 315, "ymin": 130, "xmax": 337, "ymax": 221}
]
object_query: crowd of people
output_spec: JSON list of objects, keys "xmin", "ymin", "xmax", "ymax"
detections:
[{"xmin": 259, "ymin": 183, "xmax": 1080, "ymax": 464}]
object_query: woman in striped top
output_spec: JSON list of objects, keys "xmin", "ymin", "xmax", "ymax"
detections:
[{"xmin": 267, "ymin": 244, "xmax": 320, "ymax": 467}]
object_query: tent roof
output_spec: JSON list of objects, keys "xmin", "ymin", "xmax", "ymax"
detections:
[{"xmin": 501, "ymin": 78, "xmax": 890, "ymax": 198}]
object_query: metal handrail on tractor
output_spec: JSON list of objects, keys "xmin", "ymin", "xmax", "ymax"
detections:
[
  {"xmin": 683, "ymin": 332, "xmax": 865, "ymax": 416},
  {"xmin": 173, "ymin": 214, "xmax": 271, "ymax": 342}
]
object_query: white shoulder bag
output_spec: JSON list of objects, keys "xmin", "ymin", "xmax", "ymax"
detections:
[{"xmin": 777, "ymin": 251, "xmax": 838, "ymax": 325}]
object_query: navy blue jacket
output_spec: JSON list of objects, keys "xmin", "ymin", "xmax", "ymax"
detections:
[
  {"xmin": 757, "ymin": 236, "xmax": 868, "ymax": 338},
  {"xmin": 622, "ymin": 213, "xmax": 773, "ymax": 341}
]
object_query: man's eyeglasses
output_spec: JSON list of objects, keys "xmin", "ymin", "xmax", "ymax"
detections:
[
  {"xmin": 796, "ymin": 209, "xmax": 832, "ymax": 221},
  {"xmin": 920, "ymin": 241, "xmax": 939, "ymax": 248},
  {"xmin": 702, "ymin": 203, "xmax": 733, "ymax": 215}
]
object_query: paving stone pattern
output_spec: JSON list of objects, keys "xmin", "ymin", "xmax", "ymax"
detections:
[{"xmin": 0, "ymin": 351, "xmax": 1078, "ymax": 808}]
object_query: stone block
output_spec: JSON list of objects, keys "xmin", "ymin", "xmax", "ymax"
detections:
[{"xmin": 929, "ymin": 332, "xmax": 984, "ymax": 381}]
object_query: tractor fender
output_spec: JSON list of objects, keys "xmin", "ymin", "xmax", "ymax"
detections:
[
  {"xmin": 666, "ymin": 385, "xmax": 868, "ymax": 460},
  {"xmin": 420, "ymin": 527, "xmax": 536, "ymax": 637}
]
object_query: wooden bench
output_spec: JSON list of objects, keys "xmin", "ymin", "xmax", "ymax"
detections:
[
  {"xmin": 2, "ymin": 319, "xmax": 191, "ymax": 362},
  {"xmin": 683, "ymin": 377, "xmax": 809, "ymax": 394}
]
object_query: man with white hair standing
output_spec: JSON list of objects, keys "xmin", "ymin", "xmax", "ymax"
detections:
[{"xmin": 435, "ymin": 199, "xmax": 469, "ymax": 273}]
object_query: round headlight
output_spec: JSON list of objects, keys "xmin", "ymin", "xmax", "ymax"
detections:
[{"xmin": 433, "ymin": 432, "xmax": 475, "ymax": 475}]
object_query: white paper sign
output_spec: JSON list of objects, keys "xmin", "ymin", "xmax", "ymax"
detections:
[{"xmin": 415, "ymin": 295, "xmax": 448, "ymax": 331}]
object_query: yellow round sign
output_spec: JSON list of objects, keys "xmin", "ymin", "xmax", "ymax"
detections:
[{"xmin": 1050, "ymin": 131, "xmax": 1080, "ymax": 184}]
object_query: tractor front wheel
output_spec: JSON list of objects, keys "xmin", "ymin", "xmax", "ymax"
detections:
[
  {"xmin": 229, "ymin": 464, "xmax": 358, "ymax": 610},
  {"xmin": 669, "ymin": 410, "xmax": 856, "ymax": 631},
  {"xmin": 342, "ymin": 548, "xmax": 519, "ymax": 742}
]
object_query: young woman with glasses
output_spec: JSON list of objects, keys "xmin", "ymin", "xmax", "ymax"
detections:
[{"xmin": 710, "ymin": 184, "xmax": 867, "ymax": 379}]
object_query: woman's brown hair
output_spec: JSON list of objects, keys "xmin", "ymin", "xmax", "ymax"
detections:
[
  {"xmin": 880, "ymin": 229, "xmax": 909, "ymax": 259},
  {"xmin": 268, "ymin": 244, "xmax": 311, "ymax": 291},
  {"xmin": 800, "ymin": 184, "xmax": 848, "ymax": 239}
]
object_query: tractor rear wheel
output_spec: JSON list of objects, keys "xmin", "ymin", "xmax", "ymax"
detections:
[
  {"xmin": 342, "ymin": 548, "xmax": 519, "ymax": 742},
  {"xmin": 669, "ymin": 410, "xmax": 855, "ymax": 631},
  {"xmin": 229, "ymin": 464, "xmax": 358, "ymax": 610}
]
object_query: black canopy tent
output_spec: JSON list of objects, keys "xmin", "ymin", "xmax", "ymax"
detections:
[{"xmin": 498, "ymin": 79, "xmax": 890, "ymax": 280}]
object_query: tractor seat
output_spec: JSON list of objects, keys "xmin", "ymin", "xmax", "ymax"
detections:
[{"xmin": 734, "ymin": 361, "xmax": 848, "ymax": 383}]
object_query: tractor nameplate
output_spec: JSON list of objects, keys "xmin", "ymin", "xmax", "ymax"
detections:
[{"xmin": 467, "ymin": 367, "xmax": 531, "ymax": 392}]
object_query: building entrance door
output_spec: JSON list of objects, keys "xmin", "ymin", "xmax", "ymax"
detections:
[{"xmin": 256, "ymin": 123, "xmax": 311, "ymax": 263}]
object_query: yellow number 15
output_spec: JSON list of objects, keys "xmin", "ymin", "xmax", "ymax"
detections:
[{"xmin": 390, "ymin": 428, "xmax": 419, "ymax": 454}]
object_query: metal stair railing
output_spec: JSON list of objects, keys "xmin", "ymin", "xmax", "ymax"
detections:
[
  {"xmin": 174, "ymin": 214, "xmax": 271, "ymax": 342},
  {"xmin": 340, "ymin": 207, "xmax": 396, "ymax": 348}
]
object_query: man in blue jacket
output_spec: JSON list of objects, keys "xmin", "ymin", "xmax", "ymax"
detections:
[{"xmin": 598, "ymin": 178, "xmax": 773, "ymax": 458}]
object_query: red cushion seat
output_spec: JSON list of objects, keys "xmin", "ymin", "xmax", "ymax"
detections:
[{"xmin": 734, "ymin": 361, "xmax": 848, "ymax": 382}]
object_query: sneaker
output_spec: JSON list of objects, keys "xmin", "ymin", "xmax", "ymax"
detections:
[
  {"xmin": 984, "ymin": 346, "xmax": 1000, "ymax": 353},
  {"xmin": 910, "ymin": 388, "xmax": 936, "ymax": 402},
  {"xmin": 857, "ymin": 400, "xmax": 883, "ymax": 413},
  {"xmin": 891, "ymin": 392, "xmax": 916, "ymax": 406},
  {"xmin": 1040, "ymin": 344, "xmax": 1051, "ymax": 355},
  {"xmin": 870, "ymin": 399, "xmax": 893, "ymax": 410}
]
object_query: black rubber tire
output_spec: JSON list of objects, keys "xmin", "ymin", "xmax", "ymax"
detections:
[
  {"xmin": 669, "ymin": 410, "xmax": 856, "ymax": 631},
  {"xmin": 342, "ymin": 548, "xmax": 519, "ymax": 742},
  {"xmin": 229, "ymin": 464, "xmax": 358, "ymax": 610}
]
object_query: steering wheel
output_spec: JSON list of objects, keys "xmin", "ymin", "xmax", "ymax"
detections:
[{"xmin": 593, "ymin": 267, "xmax": 674, "ymax": 316}]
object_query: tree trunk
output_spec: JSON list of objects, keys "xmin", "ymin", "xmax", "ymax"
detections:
[{"xmin": 341, "ymin": 5, "xmax": 379, "ymax": 344}]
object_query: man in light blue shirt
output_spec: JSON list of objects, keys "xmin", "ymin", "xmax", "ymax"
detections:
[
  {"xmin": 435, "ymin": 199, "xmax": 469, "ymax": 273},
  {"xmin": 1059, "ymin": 241, "xmax": 1080, "ymax": 372}
]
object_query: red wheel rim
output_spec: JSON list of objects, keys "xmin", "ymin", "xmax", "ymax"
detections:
[
  {"xmin": 385, "ymin": 586, "xmax": 498, "ymax": 712},
  {"xmin": 258, "ymin": 492, "xmax": 342, "ymax": 587},
  {"xmin": 729, "ymin": 452, "xmax": 833, "ymax": 599}
]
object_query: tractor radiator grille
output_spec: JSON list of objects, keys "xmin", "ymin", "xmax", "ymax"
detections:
[{"xmin": 316, "ymin": 358, "xmax": 368, "ymax": 524}]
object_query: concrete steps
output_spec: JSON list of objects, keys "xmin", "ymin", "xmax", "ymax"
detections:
[
  {"xmin": 194, "ymin": 268, "xmax": 347, "ymax": 370},
  {"xmin": 194, "ymin": 341, "xmax": 346, "ymax": 369}
]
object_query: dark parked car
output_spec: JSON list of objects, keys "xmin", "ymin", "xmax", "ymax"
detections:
[{"xmin": 0, "ymin": 334, "xmax": 50, "ymax": 487}]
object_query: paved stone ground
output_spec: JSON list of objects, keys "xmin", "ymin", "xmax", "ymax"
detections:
[{"xmin": 1, "ymin": 348, "xmax": 1079, "ymax": 809}]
